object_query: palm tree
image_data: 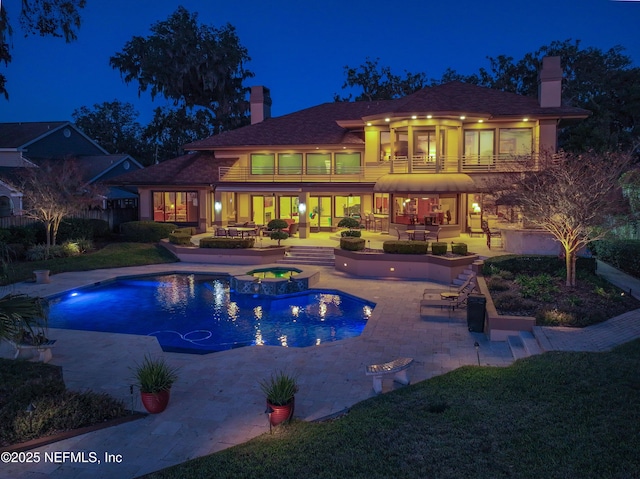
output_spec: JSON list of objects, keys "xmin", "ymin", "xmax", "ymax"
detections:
[{"xmin": 0, "ymin": 294, "xmax": 46, "ymax": 344}]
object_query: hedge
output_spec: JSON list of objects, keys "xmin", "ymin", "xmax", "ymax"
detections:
[
  {"xmin": 590, "ymin": 240, "xmax": 640, "ymax": 278},
  {"xmin": 58, "ymin": 218, "xmax": 111, "ymax": 242},
  {"xmin": 382, "ymin": 241, "xmax": 428, "ymax": 254},
  {"xmin": 431, "ymin": 242, "xmax": 448, "ymax": 255},
  {"xmin": 483, "ymin": 254, "xmax": 597, "ymax": 276},
  {"xmin": 451, "ymin": 243, "xmax": 468, "ymax": 255},
  {"xmin": 340, "ymin": 230, "xmax": 362, "ymax": 238},
  {"xmin": 168, "ymin": 233, "xmax": 193, "ymax": 246},
  {"xmin": 199, "ymin": 238, "xmax": 255, "ymax": 249},
  {"xmin": 340, "ymin": 237, "xmax": 365, "ymax": 251},
  {"xmin": 120, "ymin": 221, "xmax": 177, "ymax": 242}
]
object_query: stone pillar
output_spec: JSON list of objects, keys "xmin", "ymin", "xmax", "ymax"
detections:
[{"xmin": 298, "ymin": 192, "xmax": 310, "ymax": 239}]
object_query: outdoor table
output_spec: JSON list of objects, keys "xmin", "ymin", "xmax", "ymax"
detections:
[{"xmin": 227, "ymin": 227, "xmax": 258, "ymax": 238}]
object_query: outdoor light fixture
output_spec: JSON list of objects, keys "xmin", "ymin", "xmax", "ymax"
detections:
[
  {"xmin": 214, "ymin": 201, "xmax": 222, "ymax": 213},
  {"xmin": 426, "ymin": 115, "xmax": 433, "ymax": 119},
  {"xmin": 384, "ymin": 117, "xmax": 390, "ymax": 122},
  {"xmin": 460, "ymin": 116, "xmax": 466, "ymax": 120},
  {"xmin": 411, "ymin": 115, "xmax": 417, "ymax": 119},
  {"xmin": 390, "ymin": 267, "xmax": 395, "ymax": 272},
  {"xmin": 298, "ymin": 202, "xmax": 306, "ymax": 214}
]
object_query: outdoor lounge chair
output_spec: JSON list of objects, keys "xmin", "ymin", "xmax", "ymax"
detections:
[{"xmin": 419, "ymin": 285, "xmax": 474, "ymax": 316}]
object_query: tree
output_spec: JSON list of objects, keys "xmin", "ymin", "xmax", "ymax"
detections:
[
  {"xmin": 19, "ymin": 160, "xmax": 104, "ymax": 256},
  {"xmin": 334, "ymin": 57, "xmax": 428, "ymax": 101},
  {"xmin": 0, "ymin": 0, "xmax": 86, "ymax": 98},
  {"xmin": 143, "ymin": 106, "xmax": 215, "ymax": 163},
  {"xmin": 72, "ymin": 100, "xmax": 154, "ymax": 164},
  {"xmin": 499, "ymin": 150, "xmax": 632, "ymax": 287},
  {"xmin": 439, "ymin": 40, "xmax": 640, "ymax": 153},
  {"xmin": 109, "ymin": 6, "xmax": 253, "ymax": 134}
]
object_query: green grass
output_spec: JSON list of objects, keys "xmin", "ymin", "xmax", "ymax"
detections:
[
  {"xmin": 1, "ymin": 243, "xmax": 178, "ymax": 285},
  {"xmin": 0, "ymin": 359, "xmax": 127, "ymax": 446},
  {"xmin": 144, "ymin": 340, "xmax": 640, "ymax": 479}
]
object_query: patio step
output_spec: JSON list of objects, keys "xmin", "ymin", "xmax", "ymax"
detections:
[
  {"xmin": 507, "ymin": 331, "xmax": 543, "ymax": 360},
  {"xmin": 452, "ymin": 268, "xmax": 475, "ymax": 286},
  {"xmin": 278, "ymin": 246, "xmax": 335, "ymax": 266}
]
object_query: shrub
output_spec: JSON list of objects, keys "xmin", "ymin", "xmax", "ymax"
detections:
[
  {"xmin": 25, "ymin": 244, "xmax": 66, "ymax": 261},
  {"xmin": 382, "ymin": 241, "xmax": 428, "ymax": 254},
  {"xmin": 493, "ymin": 292, "xmax": 537, "ymax": 313},
  {"xmin": 515, "ymin": 273, "xmax": 559, "ymax": 302},
  {"xmin": 451, "ymin": 243, "xmax": 468, "ymax": 255},
  {"xmin": 340, "ymin": 237, "xmax": 365, "ymax": 251},
  {"xmin": 120, "ymin": 221, "xmax": 177, "ymax": 242},
  {"xmin": 431, "ymin": 242, "xmax": 448, "ymax": 255},
  {"xmin": 340, "ymin": 230, "xmax": 362, "ymax": 238},
  {"xmin": 1, "ymin": 224, "xmax": 44, "ymax": 247},
  {"xmin": 168, "ymin": 233, "xmax": 193, "ymax": 246},
  {"xmin": 487, "ymin": 277, "xmax": 510, "ymax": 291},
  {"xmin": 199, "ymin": 238, "xmax": 255, "ymax": 249},
  {"xmin": 536, "ymin": 308, "xmax": 576, "ymax": 326},
  {"xmin": 58, "ymin": 218, "xmax": 110, "ymax": 242},
  {"xmin": 337, "ymin": 217, "xmax": 361, "ymax": 230},
  {"xmin": 61, "ymin": 241, "xmax": 81, "ymax": 257}
]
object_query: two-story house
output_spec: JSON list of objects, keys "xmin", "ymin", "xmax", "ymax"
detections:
[
  {"xmin": 0, "ymin": 121, "xmax": 143, "ymax": 216},
  {"xmin": 112, "ymin": 56, "xmax": 589, "ymax": 239}
]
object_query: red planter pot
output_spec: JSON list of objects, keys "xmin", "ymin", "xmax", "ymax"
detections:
[
  {"xmin": 141, "ymin": 389, "xmax": 171, "ymax": 414},
  {"xmin": 267, "ymin": 397, "xmax": 295, "ymax": 426}
]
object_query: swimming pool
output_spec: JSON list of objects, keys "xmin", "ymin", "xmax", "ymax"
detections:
[{"xmin": 46, "ymin": 274, "xmax": 374, "ymax": 354}]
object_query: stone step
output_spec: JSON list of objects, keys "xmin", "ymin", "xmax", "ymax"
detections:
[
  {"xmin": 278, "ymin": 258, "xmax": 335, "ymax": 266},
  {"xmin": 519, "ymin": 331, "xmax": 543, "ymax": 356},
  {"xmin": 507, "ymin": 335, "xmax": 528, "ymax": 360}
]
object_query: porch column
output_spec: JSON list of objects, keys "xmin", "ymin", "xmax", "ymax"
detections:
[
  {"xmin": 407, "ymin": 125, "xmax": 414, "ymax": 173},
  {"xmin": 198, "ymin": 189, "xmax": 209, "ymax": 233},
  {"xmin": 298, "ymin": 191, "xmax": 310, "ymax": 239},
  {"xmin": 435, "ymin": 124, "xmax": 441, "ymax": 172},
  {"xmin": 213, "ymin": 190, "xmax": 223, "ymax": 227}
]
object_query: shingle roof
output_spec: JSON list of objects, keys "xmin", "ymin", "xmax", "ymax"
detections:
[
  {"xmin": 185, "ymin": 100, "xmax": 396, "ymax": 149},
  {"xmin": 392, "ymin": 81, "xmax": 589, "ymax": 117},
  {"xmin": 185, "ymin": 82, "xmax": 590, "ymax": 150},
  {"xmin": 0, "ymin": 122, "xmax": 70, "ymax": 148},
  {"xmin": 108, "ymin": 151, "xmax": 236, "ymax": 186}
]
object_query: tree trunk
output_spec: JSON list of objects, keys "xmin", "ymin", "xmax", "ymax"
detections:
[{"xmin": 565, "ymin": 250, "xmax": 577, "ymax": 287}]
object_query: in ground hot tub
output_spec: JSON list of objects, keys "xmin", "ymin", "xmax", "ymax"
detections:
[{"xmin": 231, "ymin": 267, "xmax": 319, "ymax": 296}]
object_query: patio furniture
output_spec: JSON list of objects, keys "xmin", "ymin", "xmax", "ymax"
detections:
[
  {"xmin": 365, "ymin": 357, "xmax": 414, "ymax": 394},
  {"xmin": 420, "ymin": 283, "xmax": 475, "ymax": 317},
  {"xmin": 392, "ymin": 228, "xmax": 409, "ymax": 241},
  {"xmin": 215, "ymin": 227, "xmax": 227, "ymax": 237},
  {"xmin": 8, "ymin": 339, "xmax": 57, "ymax": 363},
  {"xmin": 227, "ymin": 227, "xmax": 239, "ymax": 238},
  {"xmin": 426, "ymin": 227, "xmax": 441, "ymax": 242}
]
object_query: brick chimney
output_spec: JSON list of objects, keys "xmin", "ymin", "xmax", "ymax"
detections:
[
  {"xmin": 537, "ymin": 56, "xmax": 563, "ymax": 108},
  {"xmin": 250, "ymin": 86, "xmax": 272, "ymax": 124}
]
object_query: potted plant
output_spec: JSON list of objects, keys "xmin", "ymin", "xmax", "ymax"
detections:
[
  {"xmin": 133, "ymin": 355, "xmax": 179, "ymax": 414},
  {"xmin": 259, "ymin": 371, "xmax": 298, "ymax": 426}
]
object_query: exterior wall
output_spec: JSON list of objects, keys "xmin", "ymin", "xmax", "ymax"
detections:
[
  {"xmin": 96, "ymin": 160, "xmax": 143, "ymax": 181},
  {"xmin": 138, "ymin": 188, "xmax": 153, "ymax": 222},
  {"xmin": 24, "ymin": 128, "xmax": 105, "ymax": 159},
  {"xmin": 0, "ymin": 151, "xmax": 33, "ymax": 167},
  {"xmin": 538, "ymin": 120, "xmax": 558, "ymax": 152}
]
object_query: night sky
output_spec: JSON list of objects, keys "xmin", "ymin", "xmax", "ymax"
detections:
[{"xmin": 1, "ymin": 0, "xmax": 638, "ymax": 125}]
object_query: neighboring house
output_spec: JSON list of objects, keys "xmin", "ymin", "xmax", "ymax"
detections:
[
  {"xmin": 111, "ymin": 56, "xmax": 590, "ymax": 238},
  {"xmin": 0, "ymin": 121, "xmax": 142, "ymax": 216}
]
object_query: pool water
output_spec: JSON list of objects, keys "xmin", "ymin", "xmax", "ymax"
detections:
[{"xmin": 46, "ymin": 274, "xmax": 374, "ymax": 354}]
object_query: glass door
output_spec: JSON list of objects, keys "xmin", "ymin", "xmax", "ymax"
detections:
[{"xmin": 309, "ymin": 196, "xmax": 332, "ymax": 231}]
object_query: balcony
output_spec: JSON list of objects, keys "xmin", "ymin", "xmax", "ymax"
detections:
[{"xmin": 217, "ymin": 155, "xmax": 538, "ymax": 183}]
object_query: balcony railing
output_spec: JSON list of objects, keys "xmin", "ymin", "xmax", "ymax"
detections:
[{"xmin": 217, "ymin": 155, "xmax": 539, "ymax": 182}]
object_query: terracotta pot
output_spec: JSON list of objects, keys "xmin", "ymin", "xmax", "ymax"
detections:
[
  {"xmin": 141, "ymin": 389, "xmax": 171, "ymax": 414},
  {"xmin": 267, "ymin": 397, "xmax": 295, "ymax": 426}
]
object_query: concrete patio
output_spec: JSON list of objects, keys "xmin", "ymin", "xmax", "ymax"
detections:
[{"xmin": 2, "ymin": 230, "xmax": 640, "ymax": 478}]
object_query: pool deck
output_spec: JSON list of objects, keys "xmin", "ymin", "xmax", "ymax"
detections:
[{"xmin": 2, "ymin": 231, "xmax": 639, "ymax": 478}]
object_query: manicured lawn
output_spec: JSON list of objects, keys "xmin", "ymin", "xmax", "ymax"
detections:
[
  {"xmin": 144, "ymin": 340, "xmax": 640, "ymax": 479},
  {"xmin": 0, "ymin": 243, "xmax": 178, "ymax": 285}
]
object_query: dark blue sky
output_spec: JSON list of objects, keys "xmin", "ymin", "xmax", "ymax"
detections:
[{"xmin": 1, "ymin": 0, "xmax": 639, "ymax": 125}]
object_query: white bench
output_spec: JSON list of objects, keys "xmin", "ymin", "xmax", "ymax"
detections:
[
  {"xmin": 365, "ymin": 357, "xmax": 414, "ymax": 394},
  {"xmin": 10, "ymin": 339, "xmax": 56, "ymax": 363}
]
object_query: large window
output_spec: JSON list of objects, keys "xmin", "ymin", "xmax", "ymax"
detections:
[
  {"xmin": 464, "ymin": 130, "xmax": 495, "ymax": 164},
  {"xmin": 380, "ymin": 131, "xmax": 391, "ymax": 160},
  {"xmin": 153, "ymin": 191, "xmax": 198, "ymax": 223},
  {"xmin": 278, "ymin": 153, "xmax": 302, "ymax": 174},
  {"xmin": 306, "ymin": 153, "xmax": 331, "ymax": 175},
  {"xmin": 415, "ymin": 131, "xmax": 437, "ymax": 159},
  {"xmin": 335, "ymin": 152, "xmax": 361, "ymax": 174},
  {"xmin": 335, "ymin": 195, "xmax": 361, "ymax": 217},
  {"xmin": 279, "ymin": 196, "xmax": 299, "ymax": 220},
  {"xmin": 251, "ymin": 154, "xmax": 275, "ymax": 175},
  {"xmin": 499, "ymin": 128, "xmax": 532, "ymax": 156}
]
